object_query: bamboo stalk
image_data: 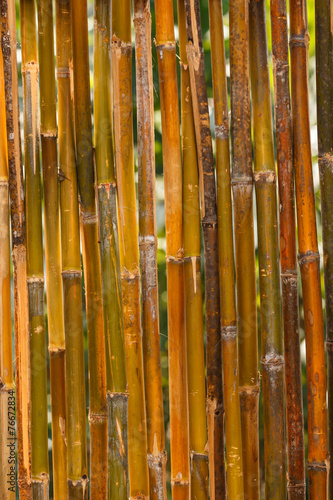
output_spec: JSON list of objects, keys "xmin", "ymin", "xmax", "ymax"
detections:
[
  {"xmin": 207, "ymin": 0, "xmax": 244, "ymax": 497},
  {"xmin": 1, "ymin": 2, "xmax": 31, "ymax": 497},
  {"xmin": 177, "ymin": 1, "xmax": 209, "ymax": 498},
  {"xmin": 289, "ymin": 1, "xmax": 329, "ymax": 496},
  {"xmin": 154, "ymin": 1, "xmax": 190, "ymax": 498},
  {"xmin": 20, "ymin": 1, "xmax": 49, "ymax": 497},
  {"xmin": 0, "ymin": 44, "xmax": 15, "ymax": 500},
  {"xmin": 315, "ymin": 1, "xmax": 333, "ymax": 496},
  {"xmin": 94, "ymin": 1, "xmax": 129, "ymax": 497},
  {"xmin": 36, "ymin": 1, "xmax": 68, "ymax": 498},
  {"xmin": 112, "ymin": 2, "xmax": 150, "ymax": 497},
  {"xmin": 229, "ymin": 0, "xmax": 260, "ymax": 495},
  {"xmin": 249, "ymin": 0, "xmax": 286, "ymax": 497},
  {"xmin": 55, "ymin": 2, "xmax": 88, "ymax": 497},
  {"xmin": 133, "ymin": 1, "xmax": 167, "ymax": 497},
  {"xmin": 270, "ymin": 0, "xmax": 305, "ymax": 495}
]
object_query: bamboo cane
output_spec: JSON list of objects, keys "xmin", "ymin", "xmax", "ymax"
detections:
[
  {"xmin": 20, "ymin": 1, "xmax": 49, "ymax": 497},
  {"xmin": 71, "ymin": 1, "xmax": 108, "ymax": 497},
  {"xmin": 289, "ymin": 1, "xmax": 329, "ymax": 496},
  {"xmin": 1, "ymin": 2, "xmax": 31, "ymax": 498},
  {"xmin": 55, "ymin": 1, "xmax": 88, "ymax": 498},
  {"xmin": 154, "ymin": 0, "xmax": 190, "ymax": 497},
  {"xmin": 177, "ymin": 1, "xmax": 209, "ymax": 498},
  {"xmin": 0, "ymin": 45, "xmax": 15, "ymax": 500},
  {"xmin": 270, "ymin": 0, "xmax": 305, "ymax": 495},
  {"xmin": 111, "ymin": 2, "xmax": 150, "ymax": 496},
  {"xmin": 207, "ymin": 0, "xmax": 244, "ymax": 497},
  {"xmin": 229, "ymin": 0, "xmax": 260, "ymax": 495},
  {"xmin": 314, "ymin": 1, "xmax": 333, "ymax": 496},
  {"xmin": 249, "ymin": 0, "xmax": 286, "ymax": 497},
  {"xmin": 133, "ymin": 0, "xmax": 167, "ymax": 496},
  {"xmin": 94, "ymin": 1, "xmax": 129, "ymax": 496},
  {"xmin": 36, "ymin": 1, "xmax": 67, "ymax": 498}
]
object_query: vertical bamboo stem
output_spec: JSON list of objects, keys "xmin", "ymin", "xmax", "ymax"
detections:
[
  {"xmin": 71, "ymin": 1, "xmax": 108, "ymax": 497},
  {"xmin": 270, "ymin": 0, "xmax": 305, "ymax": 495},
  {"xmin": 154, "ymin": 0, "xmax": 190, "ymax": 498},
  {"xmin": 177, "ymin": 1, "xmax": 209, "ymax": 498},
  {"xmin": 94, "ymin": 0, "xmax": 129, "ymax": 496},
  {"xmin": 290, "ymin": 1, "xmax": 329, "ymax": 496},
  {"xmin": 229, "ymin": 0, "xmax": 260, "ymax": 496},
  {"xmin": 133, "ymin": 0, "xmax": 167, "ymax": 497}
]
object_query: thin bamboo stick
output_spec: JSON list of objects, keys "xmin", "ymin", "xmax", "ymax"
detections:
[
  {"xmin": 229, "ymin": 0, "xmax": 260, "ymax": 495},
  {"xmin": 177, "ymin": 1, "xmax": 209, "ymax": 498},
  {"xmin": 290, "ymin": 1, "xmax": 329, "ymax": 496},
  {"xmin": 20, "ymin": 1, "xmax": 49, "ymax": 497},
  {"xmin": 1, "ymin": 2, "xmax": 31, "ymax": 497},
  {"xmin": 133, "ymin": 0, "xmax": 167, "ymax": 497},
  {"xmin": 249, "ymin": 0, "xmax": 286, "ymax": 497},
  {"xmin": 36, "ymin": 1, "xmax": 67, "ymax": 498},
  {"xmin": 112, "ymin": 2, "xmax": 150, "ymax": 496},
  {"xmin": 270, "ymin": 0, "xmax": 305, "ymax": 495},
  {"xmin": 154, "ymin": 0, "xmax": 190, "ymax": 498},
  {"xmin": 71, "ymin": 1, "xmax": 108, "ymax": 497},
  {"xmin": 208, "ymin": 0, "xmax": 244, "ymax": 497},
  {"xmin": 94, "ymin": 1, "xmax": 129, "ymax": 496},
  {"xmin": 55, "ymin": 1, "xmax": 88, "ymax": 498}
]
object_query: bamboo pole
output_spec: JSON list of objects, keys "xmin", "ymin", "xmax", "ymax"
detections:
[
  {"xmin": 133, "ymin": 0, "xmax": 167, "ymax": 496},
  {"xmin": 154, "ymin": 0, "xmax": 190, "ymax": 498},
  {"xmin": 177, "ymin": 1, "xmax": 209, "ymax": 498},
  {"xmin": 20, "ymin": 1, "xmax": 49, "ymax": 497},
  {"xmin": 71, "ymin": 1, "xmax": 108, "ymax": 497},
  {"xmin": 270, "ymin": 0, "xmax": 305, "ymax": 495},
  {"xmin": 1, "ymin": 2, "xmax": 31, "ymax": 497},
  {"xmin": 207, "ymin": 0, "xmax": 244, "ymax": 497},
  {"xmin": 94, "ymin": 1, "xmax": 129, "ymax": 497},
  {"xmin": 229, "ymin": 0, "xmax": 260, "ymax": 495},
  {"xmin": 290, "ymin": 1, "xmax": 329, "ymax": 496},
  {"xmin": 36, "ymin": 1, "xmax": 68, "ymax": 498},
  {"xmin": 249, "ymin": 0, "xmax": 286, "ymax": 497},
  {"xmin": 315, "ymin": 1, "xmax": 333, "ymax": 496},
  {"xmin": 55, "ymin": 1, "xmax": 88, "ymax": 498},
  {"xmin": 0, "ymin": 45, "xmax": 15, "ymax": 500},
  {"xmin": 112, "ymin": 2, "xmax": 150, "ymax": 497}
]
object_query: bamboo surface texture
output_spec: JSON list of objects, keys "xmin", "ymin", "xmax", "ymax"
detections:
[{"xmin": 290, "ymin": 1, "xmax": 329, "ymax": 496}]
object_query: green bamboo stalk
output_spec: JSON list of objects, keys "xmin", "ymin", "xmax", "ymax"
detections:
[
  {"xmin": 71, "ymin": 1, "xmax": 108, "ymax": 497},
  {"xmin": 20, "ymin": 1, "xmax": 49, "ymax": 497},
  {"xmin": 249, "ymin": 0, "xmax": 286, "ymax": 497},
  {"xmin": 55, "ymin": 1, "xmax": 88, "ymax": 498},
  {"xmin": 94, "ymin": 1, "xmax": 129, "ymax": 496}
]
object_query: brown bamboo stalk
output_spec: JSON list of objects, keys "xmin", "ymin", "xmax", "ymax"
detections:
[
  {"xmin": 133, "ymin": 0, "xmax": 167, "ymax": 497},
  {"xmin": 289, "ymin": 1, "xmax": 329, "ymax": 496},
  {"xmin": 1, "ymin": 2, "xmax": 32, "ymax": 498},
  {"xmin": 154, "ymin": 1, "xmax": 190, "ymax": 498},
  {"xmin": 229, "ymin": 0, "xmax": 260, "ymax": 495},
  {"xmin": 270, "ymin": 0, "xmax": 305, "ymax": 495},
  {"xmin": 177, "ymin": 1, "xmax": 209, "ymax": 498},
  {"xmin": 208, "ymin": 0, "xmax": 244, "ymax": 497},
  {"xmin": 71, "ymin": 1, "xmax": 108, "ymax": 497}
]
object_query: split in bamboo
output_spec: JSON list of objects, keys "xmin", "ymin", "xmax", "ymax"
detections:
[
  {"xmin": 229, "ymin": 0, "xmax": 260, "ymax": 495},
  {"xmin": 133, "ymin": 0, "xmax": 167, "ymax": 497},
  {"xmin": 270, "ymin": 0, "xmax": 305, "ymax": 495},
  {"xmin": 290, "ymin": 1, "xmax": 329, "ymax": 496},
  {"xmin": 55, "ymin": 1, "xmax": 88, "ymax": 498},
  {"xmin": 20, "ymin": 1, "xmax": 49, "ymax": 497},
  {"xmin": 208, "ymin": 0, "xmax": 244, "ymax": 497},
  {"xmin": 249, "ymin": 0, "xmax": 286, "ymax": 497},
  {"xmin": 154, "ymin": 0, "xmax": 190, "ymax": 497},
  {"xmin": 178, "ymin": 1, "xmax": 209, "ymax": 498},
  {"xmin": 71, "ymin": 1, "xmax": 108, "ymax": 496},
  {"xmin": 94, "ymin": 0, "xmax": 129, "ymax": 496}
]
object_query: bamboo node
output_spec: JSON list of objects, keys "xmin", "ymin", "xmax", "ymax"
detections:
[
  {"xmin": 80, "ymin": 212, "xmax": 98, "ymax": 224},
  {"xmin": 239, "ymin": 384, "xmax": 260, "ymax": 396},
  {"xmin": 56, "ymin": 67, "xmax": 70, "ymax": 77},
  {"xmin": 215, "ymin": 123, "xmax": 229, "ymax": 140},
  {"xmin": 67, "ymin": 475, "xmax": 89, "ymax": 490},
  {"xmin": 221, "ymin": 325, "xmax": 237, "ymax": 339},
  {"xmin": 89, "ymin": 412, "xmax": 108, "ymax": 423},
  {"xmin": 62, "ymin": 269, "xmax": 82, "ymax": 278},
  {"xmin": 171, "ymin": 476, "xmax": 190, "ymax": 487},
  {"xmin": 40, "ymin": 129, "xmax": 57, "ymax": 138},
  {"xmin": 297, "ymin": 250, "xmax": 320, "ymax": 266},
  {"xmin": 154, "ymin": 40, "xmax": 177, "ymax": 51},
  {"xmin": 111, "ymin": 35, "xmax": 132, "ymax": 51},
  {"xmin": 121, "ymin": 267, "xmax": 140, "ymax": 280},
  {"xmin": 147, "ymin": 450, "xmax": 167, "ymax": 466},
  {"xmin": 289, "ymin": 33, "xmax": 310, "ymax": 48},
  {"xmin": 253, "ymin": 170, "xmax": 276, "ymax": 184},
  {"xmin": 326, "ymin": 339, "xmax": 333, "ymax": 352},
  {"xmin": 26, "ymin": 275, "xmax": 44, "ymax": 284},
  {"xmin": 261, "ymin": 353, "xmax": 284, "ymax": 371},
  {"xmin": 231, "ymin": 176, "xmax": 253, "ymax": 186},
  {"xmin": 307, "ymin": 461, "xmax": 327, "ymax": 471},
  {"xmin": 48, "ymin": 346, "xmax": 65, "ymax": 357}
]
